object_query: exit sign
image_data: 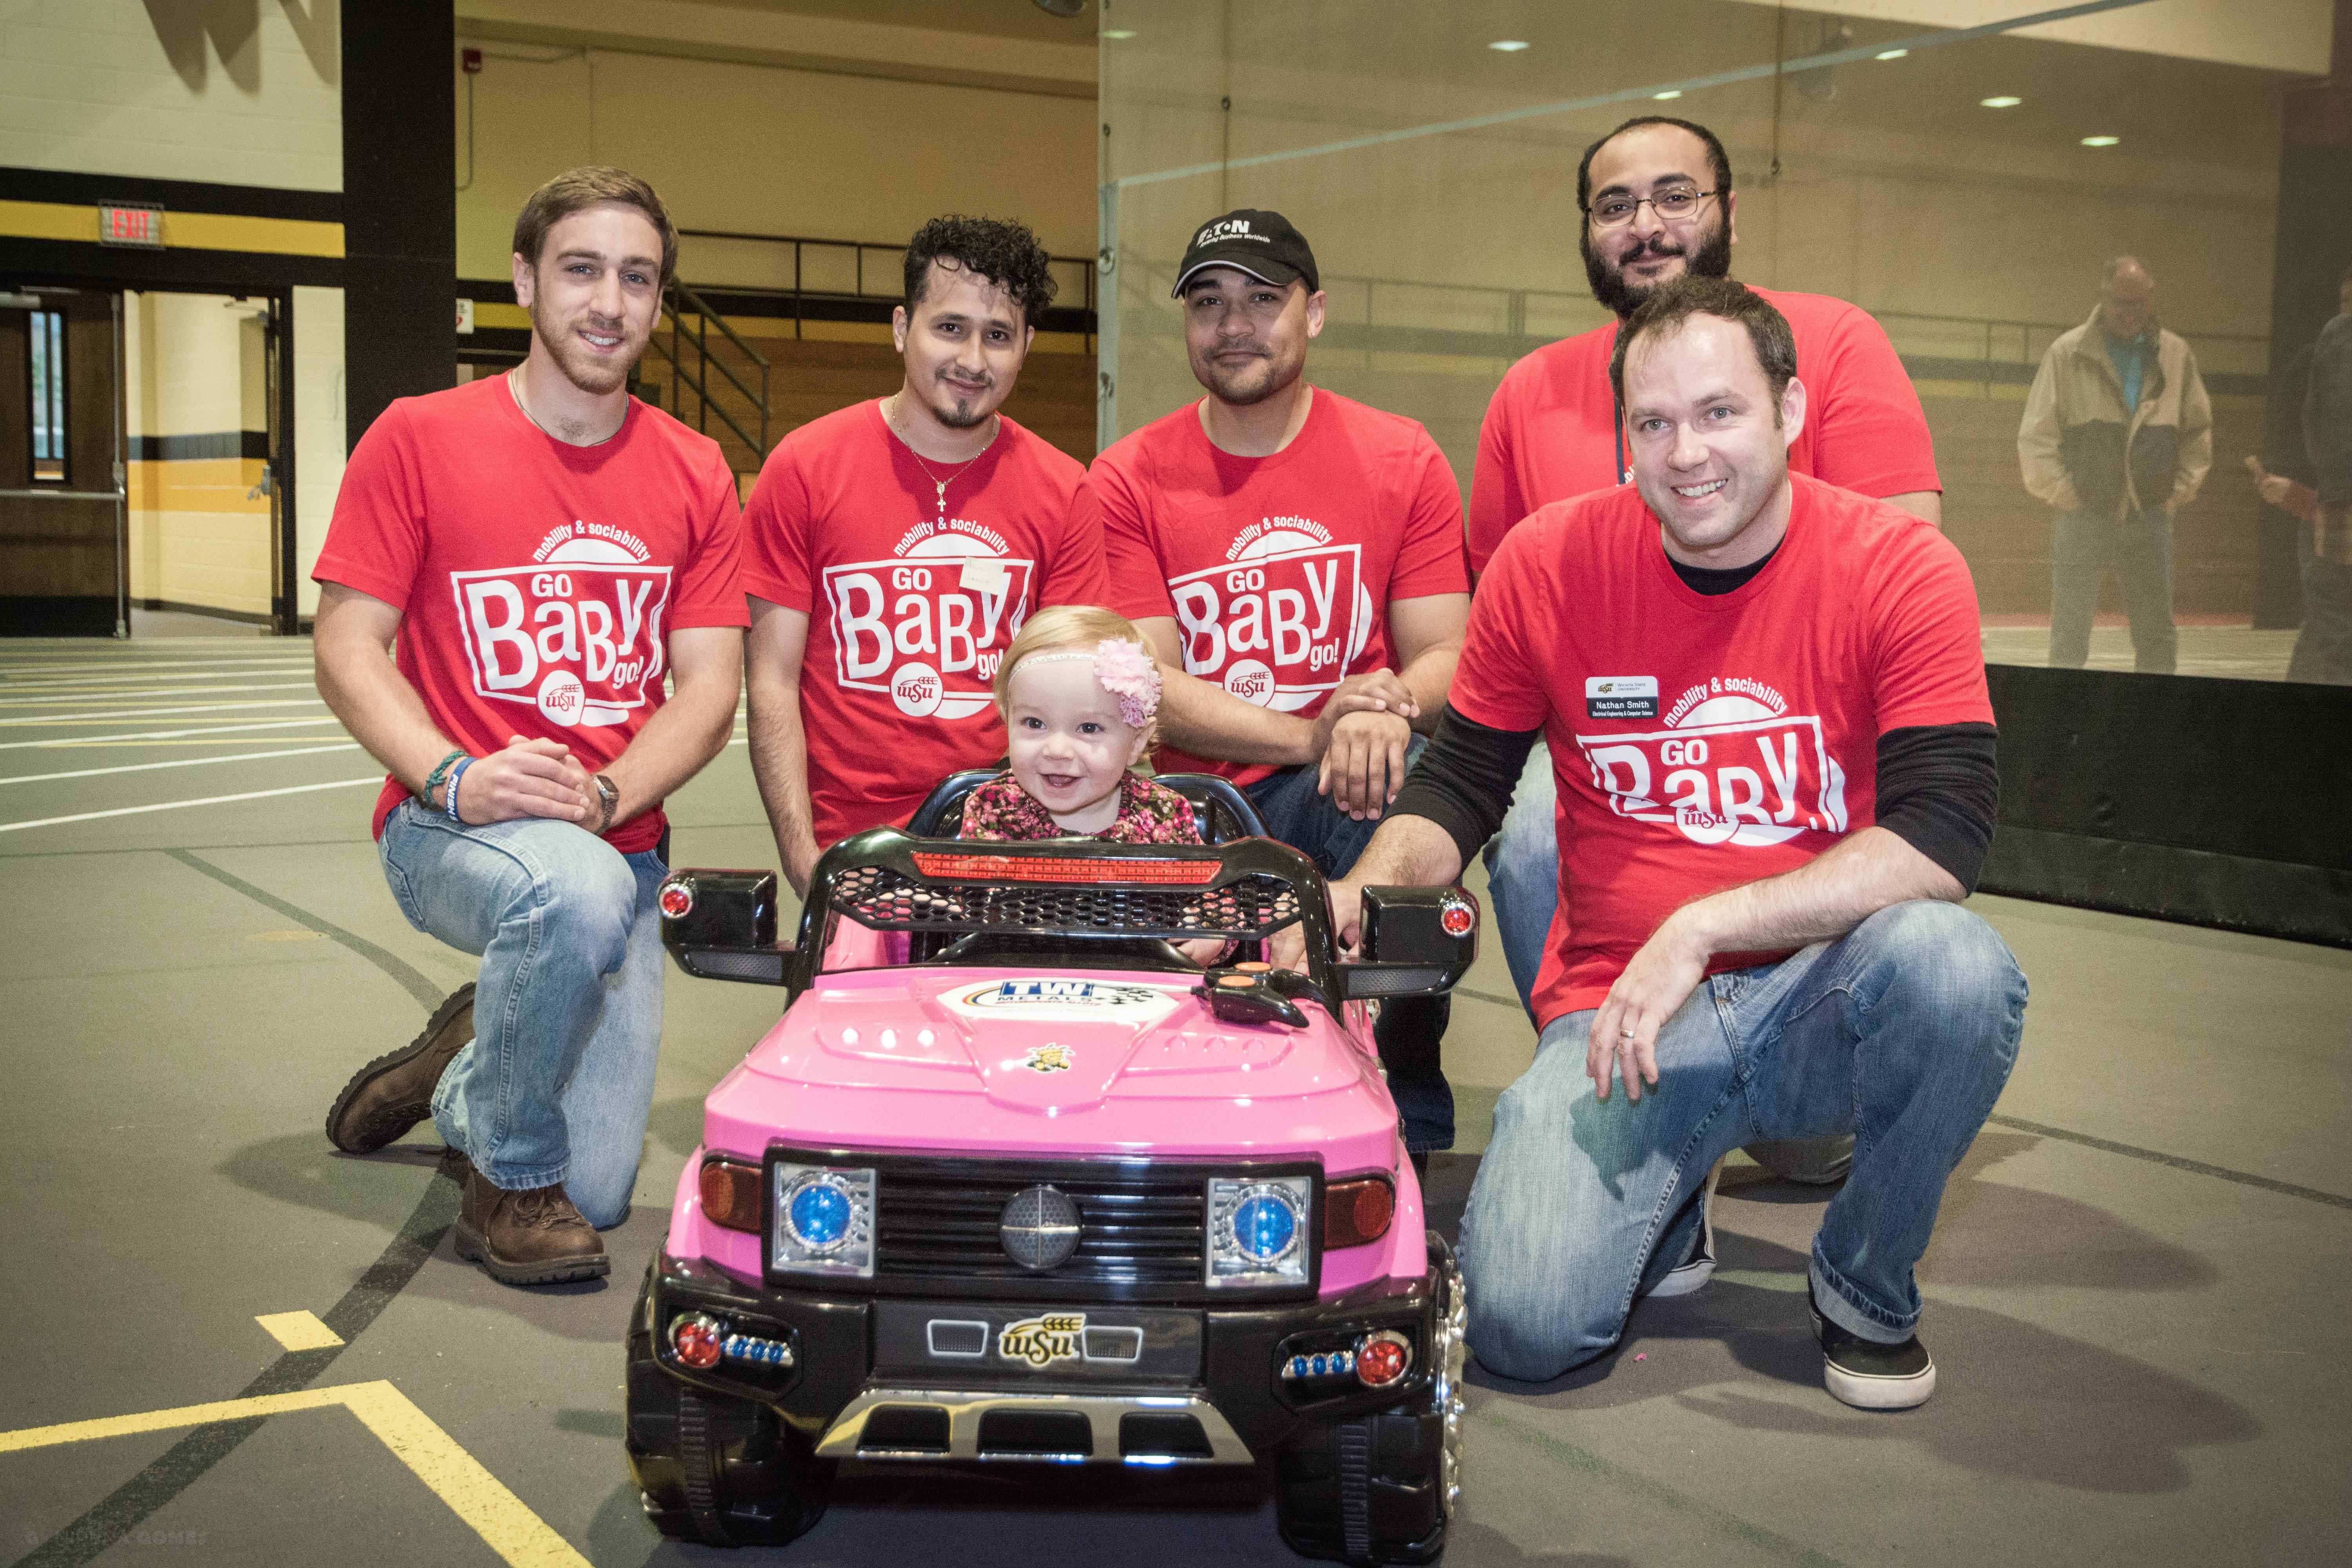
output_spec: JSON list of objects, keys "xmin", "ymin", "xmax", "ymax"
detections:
[{"xmin": 98, "ymin": 203, "xmax": 164, "ymax": 247}]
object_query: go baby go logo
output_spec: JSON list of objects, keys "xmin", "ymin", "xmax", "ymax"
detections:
[
  {"xmin": 822, "ymin": 516, "xmax": 1036, "ymax": 720},
  {"xmin": 450, "ymin": 522, "xmax": 673, "ymax": 728},
  {"xmin": 1572, "ymin": 675, "xmax": 1850, "ymax": 848},
  {"xmin": 1168, "ymin": 517, "xmax": 1376, "ymax": 711}
]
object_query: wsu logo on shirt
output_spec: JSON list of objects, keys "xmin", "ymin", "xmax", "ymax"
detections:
[
  {"xmin": 1572, "ymin": 679, "xmax": 1849, "ymax": 848},
  {"xmin": 1168, "ymin": 519, "xmax": 1375, "ymax": 710},
  {"xmin": 822, "ymin": 515, "xmax": 1036, "ymax": 720},
  {"xmin": 450, "ymin": 523, "xmax": 672, "ymax": 728}
]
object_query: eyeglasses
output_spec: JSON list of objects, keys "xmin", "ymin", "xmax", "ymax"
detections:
[{"xmin": 1585, "ymin": 185, "xmax": 1721, "ymax": 228}]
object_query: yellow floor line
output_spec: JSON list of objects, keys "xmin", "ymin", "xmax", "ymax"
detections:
[
  {"xmin": 0, "ymin": 1380, "xmax": 590, "ymax": 1568},
  {"xmin": 254, "ymin": 1310, "xmax": 344, "ymax": 1350}
]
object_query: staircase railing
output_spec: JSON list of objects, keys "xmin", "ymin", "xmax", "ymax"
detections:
[{"xmin": 646, "ymin": 280, "xmax": 771, "ymax": 463}]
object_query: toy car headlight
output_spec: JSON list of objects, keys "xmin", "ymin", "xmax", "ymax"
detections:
[
  {"xmin": 769, "ymin": 1162, "xmax": 876, "ymax": 1279},
  {"xmin": 1205, "ymin": 1176, "xmax": 1312, "ymax": 1290}
]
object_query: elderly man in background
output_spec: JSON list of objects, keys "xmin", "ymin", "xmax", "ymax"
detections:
[{"xmin": 2019, "ymin": 256, "xmax": 2213, "ymax": 675}]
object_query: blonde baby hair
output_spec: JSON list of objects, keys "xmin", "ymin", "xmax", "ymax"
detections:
[{"xmin": 995, "ymin": 604, "xmax": 1162, "ymax": 748}]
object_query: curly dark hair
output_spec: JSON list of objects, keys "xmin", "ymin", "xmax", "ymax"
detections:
[{"xmin": 903, "ymin": 215, "xmax": 1058, "ymax": 327}]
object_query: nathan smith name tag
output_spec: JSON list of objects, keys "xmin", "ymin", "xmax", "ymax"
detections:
[{"xmin": 1586, "ymin": 676, "xmax": 1659, "ymax": 719}]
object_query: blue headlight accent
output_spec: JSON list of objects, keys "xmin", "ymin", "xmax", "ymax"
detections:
[
  {"xmin": 787, "ymin": 1180, "xmax": 851, "ymax": 1250},
  {"xmin": 1233, "ymin": 1192, "xmax": 1298, "ymax": 1261}
]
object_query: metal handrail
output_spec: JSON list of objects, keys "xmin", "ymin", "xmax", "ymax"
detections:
[
  {"xmin": 676, "ymin": 227, "xmax": 1098, "ymax": 352},
  {"xmin": 652, "ymin": 279, "xmax": 772, "ymax": 463}
]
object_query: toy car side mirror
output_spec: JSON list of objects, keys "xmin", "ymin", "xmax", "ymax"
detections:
[
  {"xmin": 659, "ymin": 869, "xmax": 792, "ymax": 986},
  {"xmin": 1334, "ymin": 885, "xmax": 1478, "ymax": 1002}
]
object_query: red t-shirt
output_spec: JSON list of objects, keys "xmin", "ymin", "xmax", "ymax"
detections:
[
  {"xmin": 742, "ymin": 401, "xmax": 1106, "ymax": 847},
  {"xmin": 1094, "ymin": 389, "xmax": 1469, "ymax": 785},
  {"xmin": 1467, "ymin": 287, "xmax": 1941, "ymax": 571},
  {"xmin": 1452, "ymin": 474, "xmax": 1991, "ymax": 1026},
  {"xmin": 313, "ymin": 376, "xmax": 747, "ymax": 856}
]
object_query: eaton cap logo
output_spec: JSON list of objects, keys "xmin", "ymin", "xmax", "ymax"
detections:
[{"xmin": 1195, "ymin": 218, "xmax": 1256, "ymax": 246}]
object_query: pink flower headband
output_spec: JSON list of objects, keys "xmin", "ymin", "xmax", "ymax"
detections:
[{"xmin": 1010, "ymin": 638, "xmax": 1163, "ymax": 729}]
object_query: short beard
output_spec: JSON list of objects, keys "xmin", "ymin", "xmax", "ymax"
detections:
[
  {"xmin": 530, "ymin": 302, "xmax": 633, "ymax": 397},
  {"xmin": 1194, "ymin": 347, "xmax": 1296, "ymax": 408},
  {"xmin": 922, "ymin": 375, "xmax": 998, "ymax": 430},
  {"xmin": 1582, "ymin": 216, "xmax": 1733, "ymax": 319}
]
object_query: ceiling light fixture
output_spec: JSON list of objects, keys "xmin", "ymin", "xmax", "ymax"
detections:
[
  {"xmin": 1653, "ymin": 89, "xmax": 1683, "ymax": 100},
  {"xmin": 1875, "ymin": 49, "xmax": 1909, "ymax": 60},
  {"xmin": 1102, "ymin": 28, "xmax": 1136, "ymax": 40},
  {"xmin": 1033, "ymin": 0, "xmax": 1086, "ymax": 16},
  {"xmin": 1489, "ymin": 40, "xmax": 1531, "ymax": 53},
  {"xmin": 1980, "ymin": 95, "xmax": 2022, "ymax": 108},
  {"xmin": 2080, "ymin": 135, "xmax": 2120, "ymax": 147}
]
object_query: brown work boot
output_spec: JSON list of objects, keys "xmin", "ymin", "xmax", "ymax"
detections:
[
  {"xmin": 453, "ymin": 1167, "xmax": 611, "ymax": 1287},
  {"xmin": 325, "ymin": 984, "xmax": 475, "ymax": 1154}
]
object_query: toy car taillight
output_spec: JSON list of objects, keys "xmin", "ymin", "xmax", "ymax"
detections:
[
  {"xmin": 659, "ymin": 881, "xmax": 694, "ymax": 918},
  {"xmin": 1323, "ymin": 1175, "xmax": 1395, "ymax": 1250},
  {"xmin": 1355, "ymin": 1330, "xmax": 1412, "ymax": 1388},
  {"xmin": 910, "ymin": 850, "xmax": 1220, "ymax": 886},
  {"xmin": 699, "ymin": 1157, "xmax": 761, "ymax": 1232},
  {"xmin": 670, "ymin": 1312, "xmax": 723, "ymax": 1370},
  {"xmin": 1439, "ymin": 894, "xmax": 1475, "ymax": 937}
]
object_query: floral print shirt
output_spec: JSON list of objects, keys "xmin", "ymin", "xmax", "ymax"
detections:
[{"xmin": 956, "ymin": 771, "xmax": 1201, "ymax": 845}]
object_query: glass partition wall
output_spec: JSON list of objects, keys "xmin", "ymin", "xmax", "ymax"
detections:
[{"xmin": 1098, "ymin": 0, "xmax": 2342, "ymax": 683}]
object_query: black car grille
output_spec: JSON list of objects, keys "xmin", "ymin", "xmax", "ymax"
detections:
[{"xmin": 878, "ymin": 1164, "xmax": 1206, "ymax": 1298}]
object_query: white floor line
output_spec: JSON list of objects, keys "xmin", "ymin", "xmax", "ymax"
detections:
[
  {"xmin": 0, "ymin": 665, "xmax": 313, "ymax": 692},
  {"xmin": 0, "ymin": 743, "xmax": 361, "ymax": 787},
  {"xmin": 0, "ymin": 777, "xmax": 381, "ymax": 834},
  {"xmin": 0, "ymin": 697, "xmax": 325, "ymax": 727},
  {"xmin": 0, "ymin": 681, "xmax": 321, "ymax": 708},
  {"xmin": 0, "ymin": 656, "xmax": 308, "ymax": 677},
  {"xmin": 0, "ymin": 717, "xmax": 345, "ymax": 751}
]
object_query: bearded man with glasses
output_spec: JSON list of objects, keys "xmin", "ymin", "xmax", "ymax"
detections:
[{"xmin": 1466, "ymin": 114, "xmax": 1957, "ymax": 1265}]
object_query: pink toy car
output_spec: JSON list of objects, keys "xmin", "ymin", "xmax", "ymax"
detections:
[{"xmin": 626, "ymin": 772, "xmax": 1475, "ymax": 1565}]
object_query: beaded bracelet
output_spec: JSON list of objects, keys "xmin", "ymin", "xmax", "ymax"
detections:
[
  {"xmin": 420, "ymin": 748, "xmax": 467, "ymax": 811},
  {"xmin": 445, "ymin": 756, "xmax": 473, "ymax": 822}
]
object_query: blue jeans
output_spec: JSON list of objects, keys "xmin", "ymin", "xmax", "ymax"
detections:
[
  {"xmin": 1455, "ymin": 900, "xmax": 2026, "ymax": 1381},
  {"xmin": 1481, "ymin": 742, "xmax": 1558, "ymax": 1019},
  {"xmin": 377, "ymin": 800, "xmax": 666, "ymax": 1228},
  {"xmin": 1245, "ymin": 747, "xmax": 1454, "ymax": 1153}
]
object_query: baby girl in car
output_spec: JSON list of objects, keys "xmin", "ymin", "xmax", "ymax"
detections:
[
  {"xmin": 960, "ymin": 606, "xmax": 1229, "ymax": 964},
  {"xmin": 958, "ymin": 604, "xmax": 1201, "ymax": 845}
]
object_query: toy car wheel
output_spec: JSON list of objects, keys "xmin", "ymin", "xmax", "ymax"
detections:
[
  {"xmin": 624, "ymin": 1270, "xmax": 833, "ymax": 1547},
  {"xmin": 1272, "ymin": 1234, "xmax": 1465, "ymax": 1566}
]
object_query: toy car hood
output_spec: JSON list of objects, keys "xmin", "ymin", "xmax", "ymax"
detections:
[{"xmin": 708, "ymin": 965, "xmax": 1396, "ymax": 1153}]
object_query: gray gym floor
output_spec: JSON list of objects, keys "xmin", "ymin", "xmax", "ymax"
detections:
[{"xmin": 2, "ymin": 637, "xmax": 2345, "ymax": 1566}]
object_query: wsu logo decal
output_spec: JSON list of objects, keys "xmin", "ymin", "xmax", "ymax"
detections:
[
  {"xmin": 450, "ymin": 524, "xmax": 672, "ymax": 728},
  {"xmin": 1167, "ymin": 520, "xmax": 1374, "ymax": 711},
  {"xmin": 1572, "ymin": 679, "xmax": 1849, "ymax": 849},
  {"xmin": 822, "ymin": 516, "xmax": 1035, "ymax": 721}
]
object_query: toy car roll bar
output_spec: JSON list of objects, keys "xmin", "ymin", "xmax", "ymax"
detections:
[{"xmin": 657, "ymin": 829, "xmax": 1477, "ymax": 1012}]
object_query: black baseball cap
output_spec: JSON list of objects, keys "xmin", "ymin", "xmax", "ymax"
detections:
[{"xmin": 1171, "ymin": 209, "xmax": 1320, "ymax": 298}]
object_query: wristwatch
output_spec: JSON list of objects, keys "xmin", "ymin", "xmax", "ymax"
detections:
[{"xmin": 592, "ymin": 773, "xmax": 619, "ymax": 835}]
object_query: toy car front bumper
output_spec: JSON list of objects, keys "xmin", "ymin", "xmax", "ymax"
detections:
[{"xmin": 640, "ymin": 1248, "xmax": 1441, "ymax": 1464}]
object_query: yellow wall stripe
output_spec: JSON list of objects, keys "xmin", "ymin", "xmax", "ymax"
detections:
[
  {"xmin": 0, "ymin": 200, "xmax": 343, "ymax": 258},
  {"xmin": 0, "ymin": 1379, "xmax": 590, "ymax": 1568}
]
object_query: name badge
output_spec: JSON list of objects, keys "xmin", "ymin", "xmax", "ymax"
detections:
[{"xmin": 1585, "ymin": 675, "xmax": 1659, "ymax": 719}]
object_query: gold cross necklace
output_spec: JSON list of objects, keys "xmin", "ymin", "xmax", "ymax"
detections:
[{"xmin": 885, "ymin": 394, "xmax": 998, "ymax": 522}]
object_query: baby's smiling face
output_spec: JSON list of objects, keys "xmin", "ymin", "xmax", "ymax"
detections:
[{"xmin": 1004, "ymin": 656, "xmax": 1149, "ymax": 835}]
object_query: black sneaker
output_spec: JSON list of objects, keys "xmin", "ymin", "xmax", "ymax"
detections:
[
  {"xmin": 1809, "ymin": 1288, "xmax": 1935, "ymax": 1409},
  {"xmin": 1644, "ymin": 1159, "xmax": 1720, "ymax": 1299}
]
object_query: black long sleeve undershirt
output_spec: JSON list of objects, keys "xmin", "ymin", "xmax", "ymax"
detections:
[{"xmin": 1392, "ymin": 707, "xmax": 2000, "ymax": 893}]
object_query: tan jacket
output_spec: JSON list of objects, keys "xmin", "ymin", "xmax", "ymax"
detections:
[{"xmin": 2018, "ymin": 306, "xmax": 2213, "ymax": 519}]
